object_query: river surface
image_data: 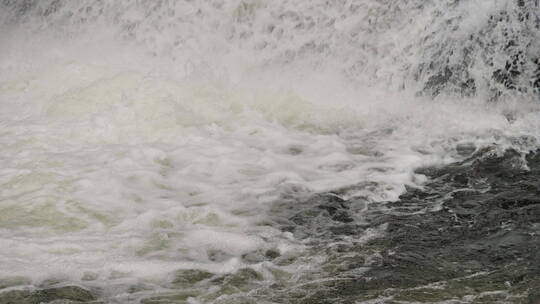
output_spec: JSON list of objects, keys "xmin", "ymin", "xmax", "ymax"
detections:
[{"xmin": 0, "ymin": 1, "xmax": 539, "ymax": 303}]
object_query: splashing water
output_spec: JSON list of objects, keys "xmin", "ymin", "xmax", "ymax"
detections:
[{"xmin": 0, "ymin": 0, "xmax": 539, "ymax": 303}]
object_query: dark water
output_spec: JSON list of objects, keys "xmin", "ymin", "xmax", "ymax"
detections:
[{"xmin": 257, "ymin": 147, "xmax": 540, "ymax": 304}]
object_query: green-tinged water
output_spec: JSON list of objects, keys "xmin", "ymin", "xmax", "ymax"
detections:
[{"xmin": 1, "ymin": 1, "xmax": 540, "ymax": 303}]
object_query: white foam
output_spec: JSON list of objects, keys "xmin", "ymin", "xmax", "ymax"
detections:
[{"xmin": 1, "ymin": 1, "xmax": 540, "ymax": 301}]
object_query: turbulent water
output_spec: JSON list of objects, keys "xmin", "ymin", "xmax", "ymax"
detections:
[{"xmin": 0, "ymin": 0, "xmax": 539, "ymax": 303}]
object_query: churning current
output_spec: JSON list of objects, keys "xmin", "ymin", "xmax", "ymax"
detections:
[{"xmin": 0, "ymin": 1, "xmax": 539, "ymax": 303}]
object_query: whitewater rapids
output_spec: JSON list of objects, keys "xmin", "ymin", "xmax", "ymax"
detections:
[{"xmin": 0, "ymin": 0, "xmax": 539, "ymax": 303}]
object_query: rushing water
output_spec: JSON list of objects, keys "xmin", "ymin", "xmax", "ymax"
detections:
[{"xmin": 0, "ymin": 1, "xmax": 539, "ymax": 303}]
